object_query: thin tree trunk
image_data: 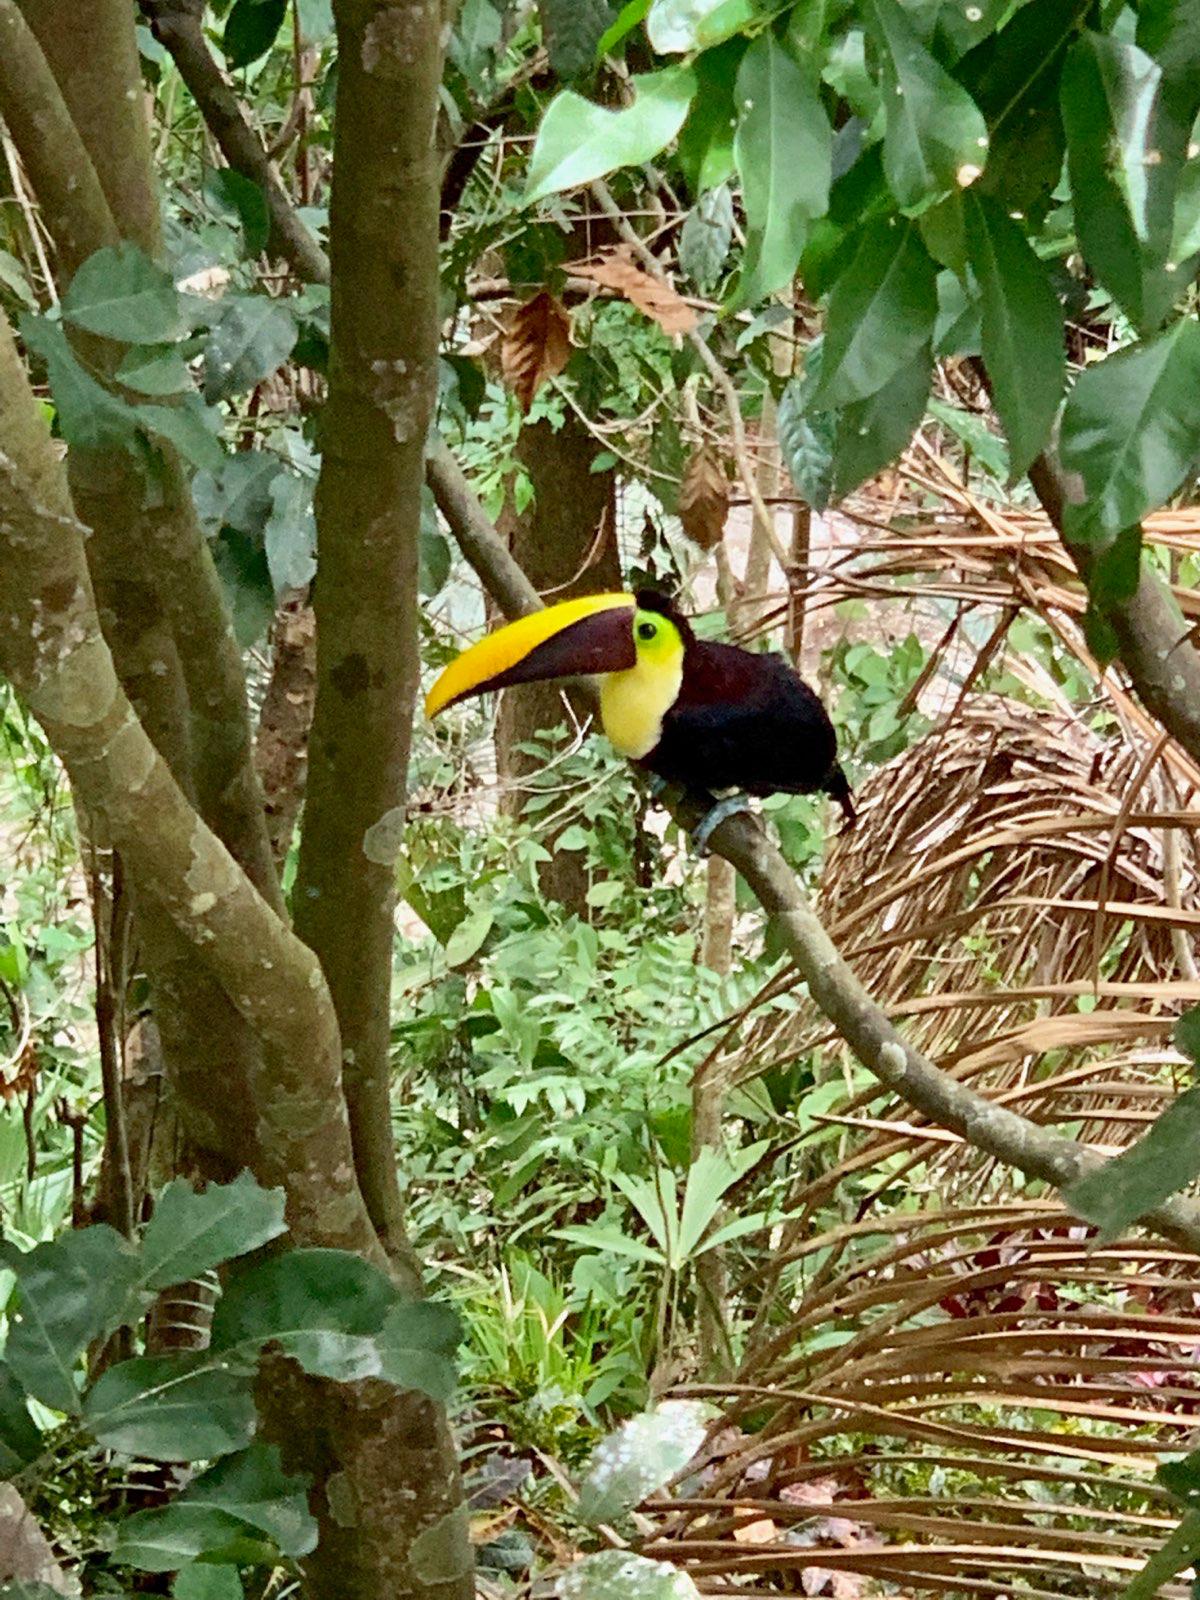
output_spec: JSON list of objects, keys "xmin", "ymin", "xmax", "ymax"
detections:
[{"xmin": 496, "ymin": 414, "xmax": 620, "ymax": 914}]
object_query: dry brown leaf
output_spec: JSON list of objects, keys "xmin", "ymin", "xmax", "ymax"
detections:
[
  {"xmin": 733, "ymin": 1517, "xmax": 778, "ymax": 1545},
  {"xmin": 501, "ymin": 291, "xmax": 572, "ymax": 414},
  {"xmin": 572, "ymin": 246, "xmax": 698, "ymax": 335},
  {"xmin": 678, "ymin": 446, "xmax": 730, "ymax": 551}
]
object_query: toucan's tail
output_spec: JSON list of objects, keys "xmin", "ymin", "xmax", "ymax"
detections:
[{"xmin": 825, "ymin": 763, "xmax": 856, "ymax": 828}]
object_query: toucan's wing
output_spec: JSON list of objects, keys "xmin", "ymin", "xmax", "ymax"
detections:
[{"xmin": 648, "ymin": 642, "xmax": 840, "ymax": 797}]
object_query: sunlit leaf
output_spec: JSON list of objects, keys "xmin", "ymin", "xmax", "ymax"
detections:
[
  {"xmin": 61, "ymin": 243, "xmax": 186, "ymax": 344},
  {"xmin": 558, "ymin": 1550, "xmax": 700, "ymax": 1599},
  {"xmin": 647, "ymin": 0, "xmax": 754, "ymax": 54},
  {"xmin": 524, "ymin": 67, "xmax": 696, "ymax": 204},
  {"xmin": 139, "ymin": 1172, "xmax": 287, "ymax": 1293},
  {"xmin": 84, "ymin": 1354, "xmax": 257, "ymax": 1461},
  {"xmin": 577, "ymin": 1401, "xmax": 715, "ymax": 1524}
]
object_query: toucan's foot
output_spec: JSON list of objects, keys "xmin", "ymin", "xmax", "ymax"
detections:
[
  {"xmin": 693, "ymin": 794, "xmax": 753, "ymax": 855},
  {"xmin": 645, "ymin": 774, "xmax": 668, "ymax": 801}
]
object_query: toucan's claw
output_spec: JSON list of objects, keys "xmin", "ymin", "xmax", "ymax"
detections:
[{"xmin": 693, "ymin": 794, "xmax": 753, "ymax": 855}]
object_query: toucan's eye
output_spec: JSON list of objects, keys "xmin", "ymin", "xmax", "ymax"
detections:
[{"xmin": 637, "ymin": 620, "xmax": 657, "ymax": 641}]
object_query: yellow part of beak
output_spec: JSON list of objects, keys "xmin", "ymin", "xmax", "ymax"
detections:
[{"xmin": 425, "ymin": 591, "xmax": 636, "ymax": 718}]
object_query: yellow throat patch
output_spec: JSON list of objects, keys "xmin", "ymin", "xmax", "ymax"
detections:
[{"xmin": 599, "ymin": 606, "xmax": 685, "ymax": 759}]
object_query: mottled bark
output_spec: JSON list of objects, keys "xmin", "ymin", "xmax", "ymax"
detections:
[
  {"xmin": 496, "ymin": 415, "xmax": 620, "ymax": 913},
  {"xmin": 256, "ymin": 596, "xmax": 318, "ymax": 869}
]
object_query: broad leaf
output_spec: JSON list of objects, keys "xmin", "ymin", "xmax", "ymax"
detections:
[
  {"xmin": 778, "ymin": 369, "xmax": 835, "ymax": 512},
  {"xmin": 3, "ymin": 1225, "xmax": 141, "ymax": 1413},
  {"xmin": 174, "ymin": 1568, "xmax": 244, "ymax": 1600},
  {"xmin": 558, "ymin": 1551, "xmax": 700, "ymax": 1599},
  {"xmin": 732, "ymin": 34, "xmax": 832, "ymax": 306},
  {"xmin": 204, "ymin": 168, "xmax": 271, "ymax": 258},
  {"xmin": 62, "ymin": 243, "xmax": 186, "ymax": 344},
  {"xmin": 376, "ymin": 1300, "xmax": 461, "ymax": 1402},
  {"xmin": 116, "ymin": 344, "xmax": 195, "ymax": 396},
  {"xmin": 224, "ymin": 0, "xmax": 288, "ymax": 68},
  {"xmin": 524, "ymin": 66, "xmax": 696, "ymax": 204},
  {"xmin": 964, "ymin": 193, "xmax": 1064, "ymax": 479},
  {"xmin": 1175, "ymin": 1004, "xmax": 1200, "ymax": 1062},
  {"xmin": 679, "ymin": 185, "xmax": 733, "ymax": 292},
  {"xmin": 19, "ymin": 316, "xmax": 141, "ymax": 454},
  {"xmin": 830, "ymin": 342, "xmax": 932, "ymax": 501},
  {"xmin": 647, "ymin": 0, "xmax": 754, "ymax": 53},
  {"xmin": 1117, "ymin": 1507, "xmax": 1200, "ymax": 1599},
  {"xmin": 139, "ymin": 1172, "xmax": 287, "ymax": 1293},
  {"xmin": 264, "ymin": 470, "xmax": 318, "ymax": 595},
  {"xmin": 84, "ymin": 1354, "xmax": 257, "ymax": 1461},
  {"xmin": 204, "ymin": 295, "xmax": 297, "ymax": 402},
  {"xmin": 0, "ymin": 249, "xmax": 36, "ymax": 310},
  {"xmin": 0, "ymin": 1367, "xmax": 42, "ymax": 1474},
  {"xmin": 1061, "ymin": 33, "xmax": 1178, "ymax": 332},
  {"xmin": 410, "ymin": 1506, "xmax": 474, "ymax": 1587},
  {"xmin": 116, "ymin": 1504, "xmax": 266, "ymax": 1573},
  {"xmin": 577, "ymin": 1401, "xmax": 715, "ymax": 1525},
  {"xmin": 863, "ymin": 0, "xmax": 989, "ymax": 214},
  {"xmin": 1065, "ymin": 1085, "xmax": 1200, "ymax": 1238},
  {"xmin": 812, "ymin": 219, "xmax": 938, "ymax": 408},
  {"xmin": 169, "ymin": 1445, "xmax": 317, "ymax": 1557},
  {"xmin": 539, "ymin": 0, "xmax": 615, "ymax": 76},
  {"xmin": 137, "ymin": 397, "xmax": 225, "ymax": 474},
  {"xmin": 676, "ymin": 38, "xmax": 745, "ymax": 194},
  {"xmin": 676, "ymin": 1141, "xmax": 767, "ymax": 1263},
  {"xmin": 1058, "ymin": 317, "xmax": 1200, "ymax": 543}
]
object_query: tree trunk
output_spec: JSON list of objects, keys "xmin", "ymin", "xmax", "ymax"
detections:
[{"xmin": 496, "ymin": 413, "xmax": 620, "ymax": 913}]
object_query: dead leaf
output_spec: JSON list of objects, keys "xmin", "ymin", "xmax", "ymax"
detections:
[
  {"xmin": 733, "ymin": 1517, "xmax": 777, "ymax": 1544},
  {"xmin": 501, "ymin": 291, "xmax": 572, "ymax": 414},
  {"xmin": 678, "ymin": 447, "xmax": 730, "ymax": 551},
  {"xmin": 572, "ymin": 246, "xmax": 698, "ymax": 335}
]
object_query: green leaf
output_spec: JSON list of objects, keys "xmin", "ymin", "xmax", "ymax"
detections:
[
  {"xmin": 524, "ymin": 66, "xmax": 697, "ymax": 204},
  {"xmin": 0, "ymin": 1366, "xmax": 42, "ymax": 1473},
  {"xmin": 676, "ymin": 38, "xmax": 745, "ymax": 193},
  {"xmin": 1059, "ymin": 318, "xmax": 1200, "ymax": 543},
  {"xmin": 559, "ymin": 1551, "xmax": 701, "ymax": 1599},
  {"xmin": 84, "ymin": 1354, "xmax": 257, "ymax": 1461},
  {"xmin": 0, "ymin": 249, "xmax": 37, "ymax": 310},
  {"xmin": 679, "ymin": 184, "xmax": 733, "ymax": 292},
  {"xmin": 264, "ymin": 470, "xmax": 317, "ymax": 595},
  {"xmin": 212, "ymin": 1248, "xmax": 394, "ymax": 1380},
  {"xmin": 19, "ymin": 315, "xmax": 141, "ymax": 453},
  {"xmin": 224, "ymin": 0, "xmax": 288, "ymax": 68},
  {"xmin": 647, "ymin": 0, "xmax": 754, "ymax": 53},
  {"xmin": 732, "ymin": 33, "xmax": 832, "ymax": 306},
  {"xmin": 61, "ymin": 242, "xmax": 186, "ymax": 344},
  {"xmin": 598, "ymin": 0, "xmax": 650, "ymax": 56},
  {"xmin": 963, "ymin": 193, "xmax": 1064, "ymax": 479},
  {"xmin": 116, "ymin": 1504, "xmax": 266, "ymax": 1573},
  {"xmin": 137, "ymin": 397, "xmax": 225, "ymax": 474},
  {"xmin": 1082, "ymin": 600, "xmax": 1120, "ymax": 667},
  {"xmin": 676, "ymin": 1142, "xmax": 766, "ymax": 1263},
  {"xmin": 204, "ymin": 295, "xmax": 297, "ymax": 401},
  {"xmin": 139, "ymin": 1172, "xmax": 287, "ymax": 1293},
  {"xmin": 539, "ymin": 0, "xmax": 615, "ymax": 76},
  {"xmin": 116, "ymin": 344, "xmax": 195, "ymax": 396},
  {"xmin": 410, "ymin": 1506, "xmax": 473, "ymax": 1587},
  {"xmin": 204, "ymin": 168, "xmax": 271, "ymax": 258},
  {"xmin": 830, "ymin": 342, "xmax": 932, "ymax": 501},
  {"xmin": 376, "ymin": 1300, "xmax": 461, "ymax": 1402},
  {"xmin": 1159, "ymin": 1447, "xmax": 1200, "ymax": 1509},
  {"xmin": 862, "ymin": 0, "xmax": 989, "ymax": 215},
  {"xmin": 1175, "ymin": 1004, "xmax": 1200, "ymax": 1062},
  {"xmin": 3, "ymin": 1225, "xmax": 141, "ymax": 1413},
  {"xmin": 1065, "ymin": 1085, "xmax": 1200, "ymax": 1238},
  {"xmin": 577, "ymin": 1401, "xmax": 715, "ymax": 1525},
  {"xmin": 1061, "ymin": 33, "xmax": 1178, "ymax": 333},
  {"xmin": 812, "ymin": 219, "xmax": 938, "ymax": 408},
  {"xmin": 1088, "ymin": 523, "xmax": 1143, "ymax": 609},
  {"xmin": 1117, "ymin": 1508, "xmax": 1200, "ymax": 1600},
  {"xmin": 174, "ymin": 1567, "xmax": 244, "ymax": 1600},
  {"xmin": 552, "ymin": 1225, "xmax": 666, "ymax": 1264},
  {"xmin": 170, "ymin": 1444, "xmax": 317, "ymax": 1557},
  {"xmin": 213, "ymin": 529, "xmax": 275, "ymax": 647},
  {"xmin": 444, "ymin": 906, "xmax": 495, "ymax": 966},
  {"xmin": 778, "ymin": 376, "xmax": 835, "ymax": 512}
]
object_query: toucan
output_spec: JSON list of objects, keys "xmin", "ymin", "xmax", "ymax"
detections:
[{"xmin": 425, "ymin": 589, "xmax": 854, "ymax": 849}]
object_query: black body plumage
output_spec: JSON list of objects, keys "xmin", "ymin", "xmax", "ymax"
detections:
[{"xmin": 634, "ymin": 590, "xmax": 855, "ymax": 823}]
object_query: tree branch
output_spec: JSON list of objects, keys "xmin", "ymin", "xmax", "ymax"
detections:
[
  {"xmin": 0, "ymin": 310, "xmax": 377, "ymax": 1259},
  {"xmin": 429, "ymin": 435, "xmax": 1200, "ymax": 1257}
]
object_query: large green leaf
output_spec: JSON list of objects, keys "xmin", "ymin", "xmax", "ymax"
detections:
[
  {"xmin": 0, "ymin": 1366, "xmax": 42, "ymax": 1473},
  {"xmin": 1058, "ymin": 318, "xmax": 1200, "ymax": 543},
  {"xmin": 84, "ymin": 1354, "xmax": 257, "ymax": 1461},
  {"xmin": 61, "ymin": 243, "xmax": 186, "ymax": 344},
  {"xmin": 675, "ymin": 38, "xmax": 745, "ymax": 193},
  {"xmin": 679, "ymin": 184, "xmax": 733, "ymax": 291},
  {"xmin": 1065, "ymin": 1085, "xmax": 1200, "ymax": 1239},
  {"xmin": 137, "ymin": 397, "xmax": 225, "ymax": 474},
  {"xmin": 204, "ymin": 168, "xmax": 271, "ymax": 259},
  {"xmin": 524, "ymin": 66, "xmax": 696, "ymax": 203},
  {"xmin": 115, "ymin": 1504, "xmax": 266, "ymax": 1573},
  {"xmin": 139, "ymin": 1173, "xmax": 287, "ymax": 1293},
  {"xmin": 116, "ymin": 344, "xmax": 195, "ymax": 396},
  {"xmin": 264, "ymin": 470, "xmax": 317, "ymax": 596},
  {"xmin": 538, "ymin": 0, "xmax": 615, "ymax": 76},
  {"xmin": 168, "ymin": 1445, "xmax": 316, "ymax": 1557},
  {"xmin": 19, "ymin": 316, "xmax": 141, "ymax": 454},
  {"xmin": 1061, "ymin": 33, "xmax": 1178, "ymax": 333},
  {"xmin": 732, "ymin": 33, "xmax": 832, "ymax": 307},
  {"xmin": 963, "ymin": 194, "xmax": 1064, "ymax": 479},
  {"xmin": 812, "ymin": 219, "xmax": 938, "ymax": 408},
  {"xmin": 173, "ymin": 1568, "xmax": 244, "ymax": 1600},
  {"xmin": 2, "ymin": 1226, "xmax": 141, "ymax": 1413},
  {"xmin": 577, "ymin": 1401, "xmax": 715, "ymax": 1525},
  {"xmin": 829, "ymin": 342, "xmax": 933, "ymax": 501},
  {"xmin": 647, "ymin": 0, "xmax": 754, "ymax": 53},
  {"xmin": 863, "ymin": 0, "xmax": 989, "ymax": 214},
  {"xmin": 376, "ymin": 1300, "xmax": 461, "ymax": 1402},
  {"xmin": 203, "ymin": 295, "xmax": 298, "ymax": 402},
  {"xmin": 778, "ymin": 354, "xmax": 835, "ymax": 513},
  {"xmin": 223, "ymin": 0, "xmax": 288, "ymax": 68},
  {"xmin": 1118, "ymin": 1510, "xmax": 1200, "ymax": 1599}
]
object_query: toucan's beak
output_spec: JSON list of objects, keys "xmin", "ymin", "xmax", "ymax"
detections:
[{"xmin": 425, "ymin": 592, "xmax": 637, "ymax": 718}]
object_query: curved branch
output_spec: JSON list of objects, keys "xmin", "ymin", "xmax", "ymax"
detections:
[{"xmin": 428, "ymin": 435, "xmax": 1200, "ymax": 1257}]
